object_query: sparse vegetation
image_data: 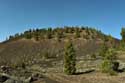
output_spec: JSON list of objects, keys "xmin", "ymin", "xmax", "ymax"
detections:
[
  {"xmin": 6, "ymin": 26, "xmax": 106, "ymax": 42},
  {"xmin": 1, "ymin": 26, "xmax": 124, "ymax": 83}
]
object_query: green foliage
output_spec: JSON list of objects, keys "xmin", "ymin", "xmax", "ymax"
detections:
[
  {"xmin": 91, "ymin": 53, "xmax": 97, "ymax": 59},
  {"xmin": 101, "ymin": 59, "xmax": 118, "ymax": 75},
  {"xmin": 24, "ymin": 29, "xmax": 32, "ymax": 39},
  {"xmin": 104, "ymin": 48, "xmax": 117, "ymax": 61},
  {"xmin": 121, "ymin": 27, "xmax": 125, "ymax": 42},
  {"xmin": 43, "ymin": 52, "xmax": 49, "ymax": 59},
  {"xmin": 75, "ymin": 28, "xmax": 80, "ymax": 38},
  {"xmin": 14, "ymin": 33, "xmax": 20, "ymax": 38},
  {"xmin": 86, "ymin": 27, "xmax": 90, "ymax": 36},
  {"xmin": 56, "ymin": 30, "xmax": 64, "ymax": 39},
  {"xmin": 9, "ymin": 35, "xmax": 14, "ymax": 40},
  {"xmin": 99, "ymin": 44, "xmax": 118, "ymax": 75},
  {"xmin": 101, "ymin": 59, "xmax": 112, "ymax": 73},
  {"xmin": 12, "ymin": 61, "xmax": 26, "ymax": 69},
  {"xmin": 119, "ymin": 41, "xmax": 125, "ymax": 50},
  {"xmin": 7, "ymin": 26, "xmax": 106, "ymax": 42},
  {"xmin": 64, "ymin": 41, "xmax": 76, "ymax": 75},
  {"xmin": 46, "ymin": 32, "xmax": 52, "ymax": 39},
  {"xmin": 34, "ymin": 32, "xmax": 39, "ymax": 41},
  {"xmin": 99, "ymin": 43, "xmax": 108, "ymax": 58},
  {"xmin": 120, "ymin": 28, "xmax": 125, "ymax": 49},
  {"xmin": 26, "ymin": 34, "xmax": 32, "ymax": 39}
]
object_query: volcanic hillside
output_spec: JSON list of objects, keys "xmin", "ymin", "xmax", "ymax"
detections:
[{"xmin": 0, "ymin": 26, "xmax": 119, "ymax": 67}]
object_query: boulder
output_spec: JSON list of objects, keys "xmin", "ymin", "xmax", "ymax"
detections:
[
  {"xmin": 0, "ymin": 75, "xmax": 9, "ymax": 83},
  {"xmin": 4, "ymin": 79, "xmax": 15, "ymax": 83},
  {"xmin": 4, "ymin": 79, "xmax": 24, "ymax": 83},
  {"xmin": 24, "ymin": 77, "xmax": 33, "ymax": 83}
]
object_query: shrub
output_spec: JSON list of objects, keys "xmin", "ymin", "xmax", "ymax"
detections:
[
  {"xmin": 64, "ymin": 41, "xmax": 76, "ymax": 75},
  {"xmin": 100, "ymin": 47, "xmax": 118, "ymax": 75},
  {"xmin": 43, "ymin": 52, "xmax": 49, "ymax": 59},
  {"xmin": 104, "ymin": 48, "xmax": 117, "ymax": 61},
  {"xmin": 121, "ymin": 28, "xmax": 125, "ymax": 42},
  {"xmin": 75, "ymin": 31, "xmax": 80, "ymax": 38},
  {"xmin": 91, "ymin": 53, "xmax": 97, "ymax": 59},
  {"xmin": 101, "ymin": 59, "xmax": 112, "ymax": 73},
  {"xmin": 46, "ymin": 32, "xmax": 52, "ymax": 39}
]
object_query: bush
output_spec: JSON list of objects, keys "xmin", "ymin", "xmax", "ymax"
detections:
[
  {"xmin": 101, "ymin": 59, "xmax": 112, "ymax": 73},
  {"xmin": 104, "ymin": 48, "xmax": 117, "ymax": 61},
  {"xmin": 100, "ymin": 59, "xmax": 117, "ymax": 75},
  {"xmin": 46, "ymin": 32, "xmax": 52, "ymax": 39},
  {"xmin": 100, "ymin": 47, "xmax": 118, "ymax": 75},
  {"xmin": 75, "ymin": 28, "xmax": 80, "ymax": 38},
  {"xmin": 91, "ymin": 53, "xmax": 97, "ymax": 59},
  {"xmin": 43, "ymin": 52, "xmax": 49, "ymax": 59},
  {"xmin": 64, "ymin": 41, "xmax": 76, "ymax": 75},
  {"xmin": 109, "ymin": 69, "xmax": 117, "ymax": 76}
]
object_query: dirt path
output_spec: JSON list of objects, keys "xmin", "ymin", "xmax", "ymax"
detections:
[{"xmin": 43, "ymin": 72, "xmax": 125, "ymax": 83}]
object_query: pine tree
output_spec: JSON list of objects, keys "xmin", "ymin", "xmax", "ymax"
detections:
[
  {"xmin": 100, "ymin": 46, "xmax": 118, "ymax": 75},
  {"xmin": 34, "ymin": 32, "xmax": 39, "ymax": 41},
  {"xmin": 24, "ymin": 29, "xmax": 32, "ymax": 39},
  {"xmin": 64, "ymin": 41, "xmax": 76, "ymax": 75},
  {"xmin": 46, "ymin": 32, "xmax": 52, "ymax": 39},
  {"xmin": 46, "ymin": 28, "xmax": 52, "ymax": 39},
  {"xmin": 99, "ymin": 43, "xmax": 108, "ymax": 58},
  {"xmin": 120, "ymin": 28, "xmax": 125, "ymax": 49},
  {"xmin": 121, "ymin": 28, "xmax": 125, "ymax": 42},
  {"xmin": 75, "ymin": 28, "xmax": 80, "ymax": 38}
]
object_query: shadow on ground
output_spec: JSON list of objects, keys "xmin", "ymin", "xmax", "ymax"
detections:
[{"xmin": 75, "ymin": 69, "xmax": 95, "ymax": 75}]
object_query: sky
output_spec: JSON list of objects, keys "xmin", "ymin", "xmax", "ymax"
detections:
[{"xmin": 0, "ymin": 0, "xmax": 125, "ymax": 42}]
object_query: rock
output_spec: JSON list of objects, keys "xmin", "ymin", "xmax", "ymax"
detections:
[
  {"xmin": 0, "ymin": 66, "xmax": 11, "ymax": 73},
  {"xmin": 15, "ymin": 80, "xmax": 24, "ymax": 83},
  {"xmin": 4, "ymin": 79, "xmax": 15, "ymax": 83},
  {"xmin": 25, "ymin": 76, "xmax": 35, "ymax": 83},
  {"xmin": 4, "ymin": 79, "xmax": 24, "ymax": 83},
  {"xmin": 32, "ymin": 73, "xmax": 43, "ymax": 78},
  {"xmin": 0, "ymin": 75, "xmax": 9, "ymax": 82},
  {"xmin": 25, "ymin": 73, "xmax": 43, "ymax": 83}
]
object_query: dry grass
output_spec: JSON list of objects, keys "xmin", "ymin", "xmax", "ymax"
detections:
[{"xmin": 0, "ymin": 38, "xmax": 102, "ymax": 67}]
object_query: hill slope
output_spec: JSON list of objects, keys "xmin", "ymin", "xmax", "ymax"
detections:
[
  {"xmin": 0, "ymin": 27, "xmax": 119, "ymax": 66},
  {"xmin": 0, "ymin": 26, "xmax": 120, "ymax": 83}
]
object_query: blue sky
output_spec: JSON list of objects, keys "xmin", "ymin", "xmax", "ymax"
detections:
[{"xmin": 0, "ymin": 0, "xmax": 125, "ymax": 42}]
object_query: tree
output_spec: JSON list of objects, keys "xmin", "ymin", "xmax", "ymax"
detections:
[
  {"xmin": 121, "ymin": 28, "xmax": 125, "ymax": 42},
  {"xmin": 46, "ymin": 28, "xmax": 53, "ymax": 39},
  {"xmin": 46, "ymin": 32, "xmax": 52, "ymax": 39},
  {"xmin": 9, "ymin": 35, "xmax": 14, "ymax": 40},
  {"xmin": 55, "ymin": 31, "xmax": 64, "ymax": 42},
  {"xmin": 100, "ymin": 47, "xmax": 118, "ymax": 75},
  {"xmin": 75, "ymin": 28, "xmax": 80, "ymax": 38},
  {"xmin": 24, "ymin": 30, "xmax": 32, "ymax": 39},
  {"xmin": 14, "ymin": 33, "xmax": 20, "ymax": 38},
  {"xmin": 34, "ymin": 32, "xmax": 39, "ymax": 41},
  {"xmin": 120, "ymin": 28, "xmax": 125, "ymax": 49},
  {"xmin": 64, "ymin": 41, "xmax": 76, "ymax": 75},
  {"xmin": 99, "ymin": 43, "xmax": 108, "ymax": 58}
]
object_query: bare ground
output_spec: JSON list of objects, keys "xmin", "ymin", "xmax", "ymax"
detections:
[{"xmin": 34, "ymin": 72, "xmax": 125, "ymax": 83}]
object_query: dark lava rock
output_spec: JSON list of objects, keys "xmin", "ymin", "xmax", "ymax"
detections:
[
  {"xmin": 0, "ymin": 75, "xmax": 9, "ymax": 83},
  {"xmin": 4, "ymin": 79, "xmax": 24, "ymax": 83},
  {"xmin": 4, "ymin": 79, "xmax": 15, "ymax": 83}
]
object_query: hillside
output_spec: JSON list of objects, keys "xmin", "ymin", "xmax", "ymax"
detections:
[
  {"xmin": 0, "ymin": 27, "xmax": 118, "ymax": 66},
  {"xmin": 0, "ymin": 26, "xmax": 120, "ymax": 83}
]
